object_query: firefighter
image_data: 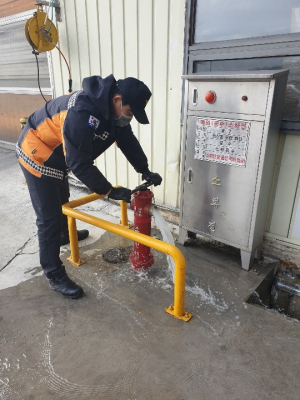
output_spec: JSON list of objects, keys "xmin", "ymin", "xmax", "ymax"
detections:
[{"xmin": 16, "ymin": 75, "xmax": 162, "ymax": 299}]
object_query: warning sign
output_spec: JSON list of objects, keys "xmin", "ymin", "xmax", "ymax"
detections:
[{"xmin": 195, "ymin": 118, "xmax": 251, "ymax": 167}]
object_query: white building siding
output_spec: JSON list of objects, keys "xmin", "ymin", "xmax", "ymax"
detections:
[
  {"xmin": 266, "ymin": 133, "xmax": 300, "ymax": 246},
  {"xmin": 51, "ymin": 0, "xmax": 186, "ymax": 209}
]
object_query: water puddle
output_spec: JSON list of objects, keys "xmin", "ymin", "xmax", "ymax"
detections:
[{"xmin": 130, "ymin": 207, "xmax": 229, "ymax": 311}]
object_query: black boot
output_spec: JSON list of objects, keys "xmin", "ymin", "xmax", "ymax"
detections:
[
  {"xmin": 60, "ymin": 229, "xmax": 89, "ymax": 246},
  {"xmin": 48, "ymin": 266, "xmax": 84, "ymax": 299}
]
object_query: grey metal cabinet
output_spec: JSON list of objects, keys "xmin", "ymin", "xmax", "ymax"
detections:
[{"xmin": 179, "ymin": 71, "xmax": 289, "ymax": 270}]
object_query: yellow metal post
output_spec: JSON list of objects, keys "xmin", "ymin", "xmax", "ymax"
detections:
[
  {"xmin": 67, "ymin": 216, "xmax": 84, "ymax": 266},
  {"xmin": 20, "ymin": 117, "xmax": 28, "ymax": 130},
  {"xmin": 119, "ymin": 200, "xmax": 132, "ymax": 228}
]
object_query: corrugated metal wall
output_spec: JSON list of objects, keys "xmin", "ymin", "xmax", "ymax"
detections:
[
  {"xmin": 0, "ymin": 4, "xmax": 52, "ymax": 144},
  {"xmin": 0, "ymin": 0, "xmax": 35, "ymax": 18},
  {"xmin": 50, "ymin": 0, "xmax": 186, "ymax": 209}
]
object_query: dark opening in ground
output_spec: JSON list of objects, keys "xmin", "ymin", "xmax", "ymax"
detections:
[
  {"xmin": 246, "ymin": 263, "xmax": 300, "ymax": 321},
  {"xmin": 102, "ymin": 246, "xmax": 132, "ymax": 263}
]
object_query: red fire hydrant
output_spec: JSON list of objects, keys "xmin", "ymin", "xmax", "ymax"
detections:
[{"xmin": 130, "ymin": 189, "xmax": 154, "ymax": 270}]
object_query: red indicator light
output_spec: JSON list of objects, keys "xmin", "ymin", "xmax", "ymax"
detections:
[
  {"xmin": 205, "ymin": 90, "xmax": 216, "ymax": 104},
  {"xmin": 242, "ymin": 95, "xmax": 248, "ymax": 101}
]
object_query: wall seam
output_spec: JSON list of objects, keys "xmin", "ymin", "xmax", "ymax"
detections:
[
  {"xmin": 164, "ymin": 0, "xmax": 171, "ymax": 205},
  {"xmin": 61, "ymin": 0, "xmax": 70, "ymax": 94},
  {"xmin": 73, "ymin": 0, "xmax": 82, "ymax": 84},
  {"xmin": 108, "ymin": 0, "xmax": 117, "ymax": 184},
  {"xmin": 287, "ymin": 171, "xmax": 300, "ymax": 238},
  {"xmin": 84, "ymin": 0, "xmax": 91, "ymax": 76},
  {"xmin": 150, "ymin": 0, "xmax": 154, "ymax": 173},
  {"xmin": 122, "ymin": 0, "xmax": 128, "ymax": 186},
  {"xmin": 96, "ymin": 0, "xmax": 102, "ymax": 77},
  {"xmin": 136, "ymin": 0, "xmax": 141, "ymax": 183}
]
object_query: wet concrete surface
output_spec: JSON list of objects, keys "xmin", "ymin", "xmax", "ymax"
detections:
[{"xmin": 1, "ymin": 147, "xmax": 300, "ymax": 400}]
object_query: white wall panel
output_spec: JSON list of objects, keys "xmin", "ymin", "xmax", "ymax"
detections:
[
  {"xmin": 97, "ymin": 0, "xmax": 113, "ymax": 179},
  {"xmin": 97, "ymin": 0, "xmax": 113, "ymax": 77},
  {"xmin": 51, "ymin": 1, "xmax": 69, "ymax": 96},
  {"xmin": 75, "ymin": 0, "xmax": 91, "ymax": 80},
  {"xmin": 111, "ymin": 0, "xmax": 128, "ymax": 188},
  {"xmin": 269, "ymin": 134, "xmax": 300, "ymax": 238},
  {"xmin": 152, "ymin": 0, "xmax": 169, "ymax": 203},
  {"xmin": 63, "ymin": 0, "xmax": 81, "ymax": 90},
  {"xmin": 165, "ymin": 0, "xmax": 185, "ymax": 208},
  {"xmin": 51, "ymin": 0, "xmax": 186, "ymax": 208},
  {"xmin": 124, "ymin": 0, "xmax": 138, "ymax": 77},
  {"xmin": 124, "ymin": 0, "xmax": 140, "ymax": 190},
  {"xmin": 86, "ymin": 0, "xmax": 101, "ymax": 76},
  {"xmin": 74, "ymin": 0, "xmax": 90, "ymax": 79},
  {"xmin": 137, "ymin": 0, "xmax": 153, "ymax": 181}
]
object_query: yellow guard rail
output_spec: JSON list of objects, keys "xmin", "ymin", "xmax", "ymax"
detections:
[{"xmin": 62, "ymin": 192, "xmax": 192, "ymax": 322}]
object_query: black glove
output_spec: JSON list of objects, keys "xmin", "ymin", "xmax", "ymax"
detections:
[
  {"xmin": 141, "ymin": 170, "xmax": 163, "ymax": 186},
  {"xmin": 108, "ymin": 187, "xmax": 132, "ymax": 203}
]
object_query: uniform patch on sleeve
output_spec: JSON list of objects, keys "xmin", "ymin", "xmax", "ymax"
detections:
[{"xmin": 87, "ymin": 115, "xmax": 100, "ymax": 130}]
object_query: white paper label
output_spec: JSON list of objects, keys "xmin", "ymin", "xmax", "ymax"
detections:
[{"xmin": 195, "ymin": 117, "xmax": 251, "ymax": 167}]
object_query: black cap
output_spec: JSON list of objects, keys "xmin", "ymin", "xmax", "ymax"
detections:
[{"xmin": 116, "ymin": 78, "xmax": 151, "ymax": 124}]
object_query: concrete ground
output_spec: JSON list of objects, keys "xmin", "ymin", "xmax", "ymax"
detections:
[{"xmin": 1, "ymin": 147, "xmax": 299, "ymax": 400}]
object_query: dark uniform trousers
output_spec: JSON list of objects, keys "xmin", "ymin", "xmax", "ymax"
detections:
[{"xmin": 20, "ymin": 164, "xmax": 69, "ymax": 278}]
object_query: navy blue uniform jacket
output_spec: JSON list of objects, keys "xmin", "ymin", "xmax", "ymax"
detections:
[{"xmin": 16, "ymin": 74, "xmax": 149, "ymax": 195}]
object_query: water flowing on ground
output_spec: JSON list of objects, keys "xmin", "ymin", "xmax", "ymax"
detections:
[
  {"xmin": 151, "ymin": 208, "xmax": 175, "ymax": 282},
  {"xmin": 151, "ymin": 208, "xmax": 229, "ymax": 311}
]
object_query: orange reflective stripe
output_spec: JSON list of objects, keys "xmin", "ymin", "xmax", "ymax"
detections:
[
  {"xmin": 36, "ymin": 115, "xmax": 62, "ymax": 149},
  {"xmin": 21, "ymin": 110, "xmax": 68, "ymax": 164},
  {"xmin": 21, "ymin": 129, "xmax": 52, "ymax": 165},
  {"xmin": 19, "ymin": 158, "xmax": 41, "ymax": 178}
]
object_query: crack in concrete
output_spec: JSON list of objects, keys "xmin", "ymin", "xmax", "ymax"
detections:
[
  {"xmin": 0, "ymin": 234, "xmax": 38, "ymax": 272},
  {"xmin": 79, "ymin": 204, "xmax": 112, "ymax": 213}
]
